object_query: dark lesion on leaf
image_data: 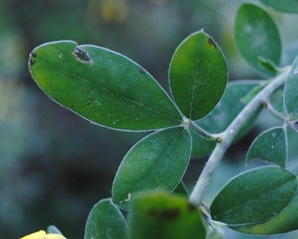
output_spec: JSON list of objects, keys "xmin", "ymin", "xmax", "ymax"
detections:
[
  {"xmin": 87, "ymin": 98, "xmax": 93, "ymax": 106},
  {"xmin": 149, "ymin": 207, "xmax": 181, "ymax": 221},
  {"xmin": 207, "ymin": 38, "xmax": 217, "ymax": 48},
  {"xmin": 29, "ymin": 51, "xmax": 37, "ymax": 66},
  {"xmin": 139, "ymin": 68, "xmax": 146, "ymax": 75},
  {"xmin": 72, "ymin": 46, "xmax": 93, "ymax": 65}
]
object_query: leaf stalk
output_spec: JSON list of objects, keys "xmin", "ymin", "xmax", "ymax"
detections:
[{"xmin": 190, "ymin": 121, "xmax": 221, "ymax": 142}]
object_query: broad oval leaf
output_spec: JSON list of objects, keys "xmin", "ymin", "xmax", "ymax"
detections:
[
  {"xmin": 230, "ymin": 191, "xmax": 298, "ymax": 234},
  {"xmin": 210, "ymin": 166, "xmax": 297, "ymax": 225},
  {"xmin": 169, "ymin": 30, "xmax": 228, "ymax": 120},
  {"xmin": 246, "ymin": 127, "xmax": 287, "ymax": 168},
  {"xmin": 84, "ymin": 198, "xmax": 128, "ymax": 239},
  {"xmin": 234, "ymin": 4, "xmax": 281, "ymax": 75},
  {"xmin": 285, "ymin": 56, "xmax": 298, "ymax": 121},
  {"xmin": 192, "ymin": 80, "xmax": 261, "ymax": 158},
  {"xmin": 260, "ymin": 0, "xmax": 298, "ymax": 13},
  {"xmin": 112, "ymin": 127, "xmax": 191, "ymax": 210},
  {"xmin": 29, "ymin": 41, "xmax": 182, "ymax": 131},
  {"xmin": 128, "ymin": 191, "xmax": 207, "ymax": 239}
]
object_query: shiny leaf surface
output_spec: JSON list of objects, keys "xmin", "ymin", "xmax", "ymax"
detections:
[
  {"xmin": 246, "ymin": 127, "xmax": 287, "ymax": 168},
  {"xmin": 210, "ymin": 166, "xmax": 297, "ymax": 225},
  {"xmin": 112, "ymin": 127, "xmax": 191, "ymax": 210},
  {"xmin": 29, "ymin": 41, "xmax": 182, "ymax": 131},
  {"xmin": 169, "ymin": 30, "xmax": 228, "ymax": 120},
  {"xmin": 231, "ymin": 191, "xmax": 298, "ymax": 234},
  {"xmin": 84, "ymin": 198, "xmax": 128, "ymax": 239}
]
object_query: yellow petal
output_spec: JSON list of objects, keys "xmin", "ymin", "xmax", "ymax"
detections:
[
  {"xmin": 20, "ymin": 230, "xmax": 67, "ymax": 239},
  {"xmin": 20, "ymin": 230, "xmax": 47, "ymax": 239}
]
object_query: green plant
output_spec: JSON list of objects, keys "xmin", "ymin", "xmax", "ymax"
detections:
[{"xmin": 27, "ymin": 2, "xmax": 298, "ymax": 239}]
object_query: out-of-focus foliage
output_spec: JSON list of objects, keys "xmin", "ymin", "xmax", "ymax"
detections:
[{"xmin": 1, "ymin": 0, "xmax": 298, "ymax": 239}]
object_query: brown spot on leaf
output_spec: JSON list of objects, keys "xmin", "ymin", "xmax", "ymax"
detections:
[
  {"xmin": 139, "ymin": 68, "xmax": 146, "ymax": 75},
  {"xmin": 73, "ymin": 46, "xmax": 93, "ymax": 65},
  {"xmin": 29, "ymin": 52, "xmax": 37, "ymax": 66},
  {"xmin": 29, "ymin": 59, "xmax": 36, "ymax": 66},
  {"xmin": 207, "ymin": 38, "xmax": 217, "ymax": 48}
]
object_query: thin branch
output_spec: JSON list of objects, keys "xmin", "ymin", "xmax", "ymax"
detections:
[
  {"xmin": 189, "ymin": 67, "xmax": 290, "ymax": 206},
  {"xmin": 262, "ymin": 100, "xmax": 288, "ymax": 122}
]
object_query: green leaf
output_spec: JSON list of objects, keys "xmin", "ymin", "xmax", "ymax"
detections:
[
  {"xmin": 284, "ymin": 56, "xmax": 298, "ymax": 121},
  {"xmin": 258, "ymin": 56, "xmax": 280, "ymax": 75},
  {"xmin": 128, "ymin": 191, "xmax": 207, "ymax": 239},
  {"xmin": 112, "ymin": 127, "xmax": 191, "ymax": 210},
  {"xmin": 210, "ymin": 166, "xmax": 297, "ymax": 225},
  {"xmin": 169, "ymin": 30, "xmax": 228, "ymax": 120},
  {"xmin": 172, "ymin": 181, "xmax": 189, "ymax": 197},
  {"xmin": 84, "ymin": 198, "xmax": 128, "ymax": 239},
  {"xmin": 231, "ymin": 191, "xmax": 298, "ymax": 234},
  {"xmin": 260, "ymin": 0, "xmax": 298, "ymax": 13},
  {"xmin": 246, "ymin": 127, "xmax": 287, "ymax": 168},
  {"xmin": 234, "ymin": 3, "xmax": 281, "ymax": 75},
  {"xmin": 192, "ymin": 80, "xmax": 261, "ymax": 158},
  {"xmin": 29, "ymin": 41, "xmax": 182, "ymax": 131}
]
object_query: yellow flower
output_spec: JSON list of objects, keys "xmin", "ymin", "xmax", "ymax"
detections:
[{"xmin": 20, "ymin": 230, "xmax": 67, "ymax": 239}]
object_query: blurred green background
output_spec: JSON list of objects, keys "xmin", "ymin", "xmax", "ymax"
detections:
[{"xmin": 1, "ymin": 0, "xmax": 298, "ymax": 238}]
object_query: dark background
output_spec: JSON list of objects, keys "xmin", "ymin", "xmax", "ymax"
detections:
[{"xmin": 1, "ymin": 0, "xmax": 298, "ymax": 238}]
